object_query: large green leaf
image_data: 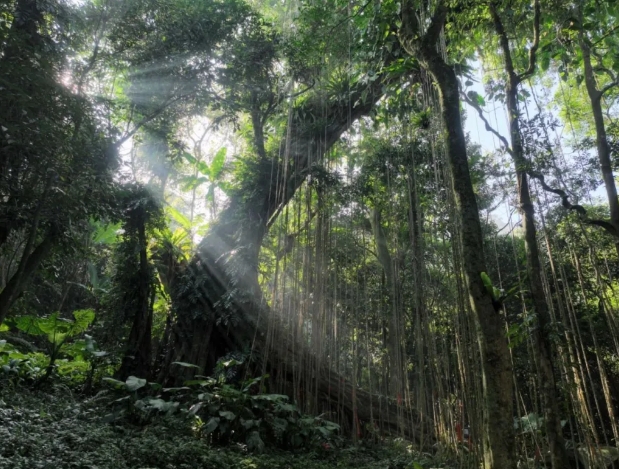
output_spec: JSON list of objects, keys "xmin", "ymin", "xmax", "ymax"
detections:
[
  {"xmin": 204, "ymin": 417, "xmax": 220, "ymax": 434},
  {"xmin": 15, "ymin": 316, "xmax": 46, "ymax": 336},
  {"xmin": 166, "ymin": 206, "xmax": 192, "ymax": 231},
  {"xmin": 172, "ymin": 361, "xmax": 201, "ymax": 369},
  {"xmin": 71, "ymin": 309, "xmax": 95, "ymax": 334},
  {"xmin": 219, "ymin": 410, "xmax": 236, "ymax": 420},
  {"xmin": 197, "ymin": 160, "xmax": 210, "ymax": 176},
  {"xmin": 92, "ymin": 222, "xmax": 121, "ymax": 244},
  {"xmin": 210, "ymin": 147, "xmax": 227, "ymax": 179},
  {"xmin": 102, "ymin": 377, "xmax": 126, "ymax": 389},
  {"xmin": 179, "ymin": 175, "xmax": 209, "ymax": 191},
  {"xmin": 125, "ymin": 376, "xmax": 147, "ymax": 391}
]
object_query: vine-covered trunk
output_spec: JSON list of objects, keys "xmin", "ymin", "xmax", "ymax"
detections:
[
  {"xmin": 579, "ymin": 30, "xmax": 619, "ymax": 258},
  {"xmin": 369, "ymin": 208, "xmax": 403, "ymax": 399},
  {"xmin": 398, "ymin": 2, "xmax": 516, "ymax": 464},
  {"xmin": 507, "ymin": 108, "xmax": 570, "ymax": 469},
  {"xmin": 490, "ymin": 4, "xmax": 570, "ymax": 465},
  {"xmin": 426, "ymin": 56, "xmax": 516, "ymax": 469},
  {"xmin": 119, "ymin": 213, "xmax": 154, "ymax": 380},
  {"xmin": 0, "ymin": 233, "xmax": 55, "ymax": 326},
  {"xmin": 159, "ymin": 72, "xmax": 433, "ymax": 441}
]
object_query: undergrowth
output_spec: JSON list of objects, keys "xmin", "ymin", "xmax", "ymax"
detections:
[{"xmin": 0, "ymin": 384, "xmax": 446, "ymax": 469}]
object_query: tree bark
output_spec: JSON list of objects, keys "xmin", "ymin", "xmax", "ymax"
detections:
[
  {"xmin": 399, "ymin": 2, "xmax": 517, "ymax": 467},
  {"xmin": 118, "ymin": 211, "xmax": 153, "ymax": 380},
  {"xmin": 369, "ymin": 208, "xmax": 403, "ymax": 399},
  {"xmin": 489, "ymin": 4, "xmax": 570, "ymax": 466},
  {"xmin": 578, "ymin": 27, "xmax": 619, "ymax": 258},
  {"xmin": 0, "ymin": 232, "xmax": 55, "ymax": 325}
]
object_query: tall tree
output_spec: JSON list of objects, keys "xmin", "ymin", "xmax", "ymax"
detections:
[
  {"xmin": 398, "ymin": 1, "xmax": 517, "ymax": 467},
  {"xmin": 477, "ymin": 1, "xmax": 570, "ymax": 466}
]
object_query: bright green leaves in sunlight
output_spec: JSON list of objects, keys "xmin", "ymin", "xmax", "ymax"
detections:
[
  {"xmin": 180, "ymin": 147, "xmax": 228, "ymax": 193},
  {"xmin": 15, "ymin": 310, "xmax": 95, "ymax": 347}
]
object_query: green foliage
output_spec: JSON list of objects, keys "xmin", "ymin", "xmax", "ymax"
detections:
[
  {"xmin": 100, "ymin": 369, "xmax": 341, "ymax": 452},
  {"xmin": 480, "ymin": 272, "xmax": 501, "ymax": 302},
  {"xmin": 0, "ymin": 385, "xmax": 437, "ymax": 469},
  {"xmin": 15, "ymin": 310, "xmax": 95, "ymax": 346},
  {"xmin": 1, "ymin": 309, "xmax": 99, "ymax": 386},
  {"xmin": 0, "ymin": 340, "xmax": 46, "ymax": 383}
]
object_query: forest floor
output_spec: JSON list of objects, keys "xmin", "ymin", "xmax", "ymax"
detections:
[{"xmin": 0, "ymin": 385, "xmax": 445, "ymax": 469}]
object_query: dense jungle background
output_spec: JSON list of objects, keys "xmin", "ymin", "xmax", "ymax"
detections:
[{"xmin": 2, "ymin": 0, "xmax": 619, "ymax": 467}]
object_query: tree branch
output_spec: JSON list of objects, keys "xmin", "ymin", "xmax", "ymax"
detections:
[
  {"xmin": 592, "ymin": 23, "xmax": 619, "ymax": 46},
  {"xmin": 517, "ymin": 0, "xmax": 541, "ymax": 83},
  {"xmin": 399, "ymin": 0, "xmax": 448, "ymax": 55},
  {"xmin": 528, "ymin": 170, "xmax": 619, "ymax": 238},
  {"xmin": 600, "ymin": 80, "xmax": 619, "ymax": 97},
  {"xmin": 421, "ymin": 0, "xmax": 448, "ymax": 49},
  {"xmin": 461, "ymin": 91, "xmax": 512, "ymax": 154}
]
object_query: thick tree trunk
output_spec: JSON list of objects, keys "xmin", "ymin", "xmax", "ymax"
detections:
[
  {"xmin": 165, "ymin": 74, "xmax": 390, "ymax": 374},
  {"xmin": 407, "ymin": 168, "xmax": 430, "ymax": 417},
  {"xmin": 160, "ymin": 72, "xmax": 431, "ymax": 440},
  {"xmin": 579, "ymin": 30, "xmax": 619, "ymax": 258},
  {"xmin": 398, "ymin": 3, "xmax": 517, "ymax": 466},
  {"xmin": 0, "ymin": 232, "xmax": 55, "ymax": 325},
  {"xmin": 118, "ymin": 215, "xmax": 153, "ymax": 380},
  {"xmin": 489, "ymin": 5, "xmax": 570, "ymax": 466},
  {"xmin": 429, "ymin": 56, "xmax": 516, "ymax": 469},
  {"xmin": 369, "ymin": 208, "xmax": 403, "ymax": 399}
]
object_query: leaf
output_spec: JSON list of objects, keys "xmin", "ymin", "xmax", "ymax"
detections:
[
  {"xmin": 0, "ymin": 323, "xmax": 8, "ymax": 332},
  {"xmin": 189, "ymin": 402, "xmax": 203, "ymax": 416},
  {"xmin": 272, "ymin": 417, "xmax": 288, "ymax": 432},
  {"xmin": 172, "ymin": 361, "xmax": 201, "ymax": 369},
  {"xmin": 467, "ymin": 90, "xmax": 484, "ymax": 107},
  {"xmin": 15, "ymin": 316, "xmax": 46, "ymax": 336},
  {"xmin": 92, "ymin": 222, "xmax": 121, "ymax": 244},
  {"xmin": 276, "ymin": 403, "xmax": 297, "ymax": 413},
  {"xmin": 147, "ymin": 398, "xmax": 179, "ymax": 413},
  {"xmin": 102, "ymin": 377, "xmax": 126, "ymax": 389},
  {"xmin": 247, "ymin": 431, "xmax": 265, "ymax": 453},
  {"xmin": 219, "ymin": 410, "xmax": 236, "ymax": 420},
  {"xmin": 125, "ymin": 376, "xmax": 147, "ymax": 391},
  {"xmin": 162, "ymin": 386, "xmax": 191, "ymax": 393},
  {"xmin": 240, "ymin": 418, "xmax": 257, "ymax": 429},
  {"xmin": 480, "ymin": 272, "xmax": 495, "ymax": 299},
  {"xmin": 182, "ymin": 151, "xmax": 196, "ymax": 164},
  {"xmin": 252, "ymin": 394, "xmax": 288, "ymax": 402},
  {"xmin": 71, "ymin": 309, "xmax": 95, "ymax": 333},
  {"xmin": 203, "ymin": 417, "xmax": 220, "ymax": 434},
  {"xmin": 166, "ymin": 207, "xmax": 191, "ymax": 231},
  {"xmin": 210, "ymin": 147, "xmax": 227, "ymax": 179},
  {"xmin": 48, "ymin": 331, "xmax": 67, "ymax": 346},
  {"xmin": 197, "ymin": 161, "xmax": 210, "ymax": 175},
  {"xmin": 179, "ymin": 175, "xmax": 208, "ymax": 191}
]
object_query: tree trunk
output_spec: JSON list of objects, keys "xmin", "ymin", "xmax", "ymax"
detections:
[
  {"xmin": 407, "ymin": 167, "xmax": 430, "ymax": 417},
  {"xmin": 429, "ymin": 55, "xmax": 516, "ymax": 469},
  {"xmin": 398, "ymin": 3, "xmax": 517, "ymax": 465},
  {"xmin": 578, "ymin": 29, "xmax": 619, "ymax": 258},
  {"xmin": 119, "ymin": 212, "xmax": 154, "ymax": 380},
  {"xmin": 160, "ymin": 73, "xmax": 432, "ymax": 439},
  {"xmin": 489, "ymin": 5, "xmax": 570, "ymax": 466},
  {"xmin": 0, "ymin": 232, "xmax": 55, "ymax": 326},
  {"xmin": 369, "ymin": 208, "xmax": 403, "ymax": 399}
]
